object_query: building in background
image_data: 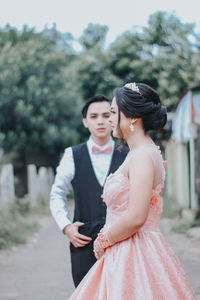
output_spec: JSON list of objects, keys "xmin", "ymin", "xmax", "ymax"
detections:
[{"xmin": 165, "ymin": 87, "xmax": 200, "ymax": 210}]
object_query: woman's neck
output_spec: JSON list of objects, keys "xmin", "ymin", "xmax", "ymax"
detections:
[{"xmin": 126, "ymin": 131, "xmax": 153, "ymax": 151}]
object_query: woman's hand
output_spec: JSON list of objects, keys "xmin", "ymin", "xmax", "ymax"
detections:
[
  {"xmin": 93, "ymin": 238, "xmax": 105, "ymax": 259},
  {"xmin": 93, "ymin": 231, "xmax": 114, "ymax": 259}
]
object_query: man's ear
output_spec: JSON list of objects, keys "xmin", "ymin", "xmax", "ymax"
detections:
[{"xmin": 82, "ymin": 118, "xmax": 88, "ymax": 128}]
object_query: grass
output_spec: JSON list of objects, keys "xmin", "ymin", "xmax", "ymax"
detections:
[{"xmin": 0, "ymin": 195, "xmax": 50, "ymax": 250}]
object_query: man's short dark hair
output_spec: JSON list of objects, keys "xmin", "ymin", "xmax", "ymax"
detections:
[{"xmin": 81, "ymin": 94, "xmax": 110, "ymax": 118}]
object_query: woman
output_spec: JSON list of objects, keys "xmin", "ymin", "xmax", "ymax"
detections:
[{"xmin": 70, "ymin": 83, "xmax": 196, "ymax": 299}]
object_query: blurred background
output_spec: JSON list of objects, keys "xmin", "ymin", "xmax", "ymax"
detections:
[{"xmin": 0, "ymin": 0, "xmax": 200, "ymax": 250}]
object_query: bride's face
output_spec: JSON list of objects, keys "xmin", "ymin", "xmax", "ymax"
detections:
[{"xmin": 110, "ymin": 98, "xmax": 130, "ymax": 139}]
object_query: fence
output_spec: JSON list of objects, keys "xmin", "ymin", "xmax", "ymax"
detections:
[{"xmin": 0, "ymin": 164, "xmax": 54, "ymax": 209}]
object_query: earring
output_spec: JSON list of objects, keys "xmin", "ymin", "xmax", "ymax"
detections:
[{"xmin": 129, "ymin": 124, "xmax": 134, "ymax": 132}]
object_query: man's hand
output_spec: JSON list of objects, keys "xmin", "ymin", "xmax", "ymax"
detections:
[{"xmin": 63, "ymin": 222, "xmax": 92, "ymax": 248}]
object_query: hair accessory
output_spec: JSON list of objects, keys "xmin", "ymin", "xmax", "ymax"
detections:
[{"xmin": 125, "ymin": 82, "xmax": 141, "ymax": 95}]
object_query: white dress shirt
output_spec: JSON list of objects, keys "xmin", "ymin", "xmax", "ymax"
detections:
[{"xmin": 50, "ymin": 136, "xmax": 115, "ymax": 231}]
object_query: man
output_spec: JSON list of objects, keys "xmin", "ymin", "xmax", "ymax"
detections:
[{"xmin": 50, "ymin": 94, "xmax": 128, "ymax": 287}]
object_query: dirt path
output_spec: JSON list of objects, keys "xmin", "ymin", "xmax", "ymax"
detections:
[
  {"xmin": 0, "ymin": 205, "xmax": 200, "ymax": 299},
  {"xmin": 0, "ymin": 216, "xmax": 74, "ymax": 300},
  {"xmin": 160, "ymin": 219, "xmax": 200, "ymax": 298}
]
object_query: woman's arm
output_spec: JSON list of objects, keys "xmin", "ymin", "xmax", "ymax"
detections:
[{"xmin": 108, "ymin": 151, "xmax": 154, "ymax": 243}]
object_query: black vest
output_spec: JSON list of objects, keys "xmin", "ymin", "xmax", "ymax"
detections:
[{"xmin": 71, "ymin": 142, "xmax": 128, "ymax": 239}]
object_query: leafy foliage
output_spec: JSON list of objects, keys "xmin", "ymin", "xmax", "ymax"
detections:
[
  {"xmin": 79, "ymin": 23, "xmax": 109, "ymax": 50},
  {"xmin": 0, "ymin": 12, "xmax": 200, "ymax": 164},
  {"xmin": 0, "ymin": 25, "xmax": 81, "ymax": 160}
]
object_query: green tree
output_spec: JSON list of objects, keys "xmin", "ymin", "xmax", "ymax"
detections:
[
  {"xmin": 0, "ymin": 24, "xmax": 42, "ymax": 47},
  {"xmin": 108, "ymin": 31, "xmax": 143, "ymax": 83},
  {"xmin": 0, "ymin": 26, "xmax": 81, "ymax": 164},
  {"xmin": 143, "ymin": 11, "xmax": 200, "ymax": 109},
  {"xmin": 1, "ymin": 14, "xmax": 200, "ymax": 164},
  {"xmin": 72, "ymin": 24, "xmax": 120, "ymax": 100},
  {"xmin": 108, "ymin": 12, "xmax": 200, "ymax": 110},
  {"xmin": 79, "ymin": 23, "xmax": 108, "ymax": 50}
]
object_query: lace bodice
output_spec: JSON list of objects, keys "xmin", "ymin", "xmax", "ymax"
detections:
[{"xmin": 102, "ymin": 144, "xmax": 166, "ymax": 232}]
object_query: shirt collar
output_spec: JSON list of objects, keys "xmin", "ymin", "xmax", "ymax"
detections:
[{"xmin": 87, "ymin": 136, "xmax": 114, "ymax": 151}]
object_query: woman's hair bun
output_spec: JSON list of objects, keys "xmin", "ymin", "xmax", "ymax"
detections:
[
  {"xmin": 143, "ymin": 105, "xmax": 167, "ymax": 131},
  {"xmin": 114, "ymin": 82, "xmax": 167, "ymax": 132}
]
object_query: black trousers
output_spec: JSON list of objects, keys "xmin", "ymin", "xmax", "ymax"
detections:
[{"xmin": 70, "ymin": 242, "xmax": 97, "ymax": 287}]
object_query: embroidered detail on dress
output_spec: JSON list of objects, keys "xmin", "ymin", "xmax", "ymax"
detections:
[
  {"xmin": 101, "ymin": 194, "xmax": 105, "ymax": 203},
  {"xmin": 103, "ymin": 172, "xmax": 129, "ymax": 208},
  {"xmin": 151, "ymin": 196, "xmax": 158, "ymax": 208},
  {"xmin": 108, "ymin": 172, "xmax": 113, "ymax": 177},
  {"xmin": 163, "ymin": 160, "xmax": 167, "ymax": 167}
]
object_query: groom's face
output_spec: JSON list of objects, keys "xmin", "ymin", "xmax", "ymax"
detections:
[{"xmin": 82, "ymin": 101, "xmax": 112, "ymax": 141}]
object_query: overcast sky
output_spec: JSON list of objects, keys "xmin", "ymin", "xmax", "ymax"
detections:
[{"xmin": 0, "ymin": 0, "xmax": 199, "ymax": 47}]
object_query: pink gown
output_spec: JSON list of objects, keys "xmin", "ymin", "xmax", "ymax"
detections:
[{"xmin": 70, "ymin": 145, "xmax": 197, "ymax": 300}]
